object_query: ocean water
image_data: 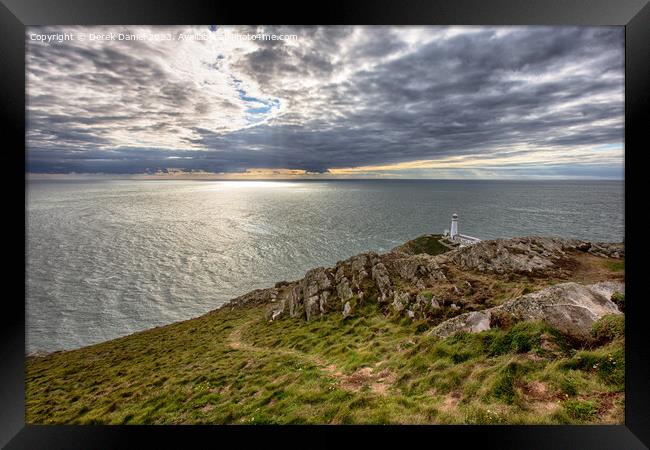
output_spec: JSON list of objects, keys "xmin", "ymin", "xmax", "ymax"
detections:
[{"xmin": 26, "ymin": 179, "xmax": 624, "ymax": 352}]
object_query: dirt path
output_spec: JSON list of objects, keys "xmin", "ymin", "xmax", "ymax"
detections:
[
  {"xmin": 227, "ymin": 324, "xmax": 333, "ymax": 368},
  {"xmin": 226, "ymin": 324, "xmax": 394, "ymax": 394}
]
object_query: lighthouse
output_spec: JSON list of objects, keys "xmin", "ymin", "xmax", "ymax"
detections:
[
  {"xmin": 450, "ymin": 213, "xmax": 459, "ymax": 240},
  {"xmin": 442, "ymin": 213, "xmax": 481, "ymax": 247}
]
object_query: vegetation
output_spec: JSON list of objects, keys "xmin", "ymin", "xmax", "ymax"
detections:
[
  {"xmin": 395, "ymin": 234, "xmax": 450, "ymax": 256},
  {"xmin": 591, "ymin": 314, "xmax": 624, "ymax": 344},
  {"xmin": 610, "ymin": 292, "xmax": 625, "ymax": 313},
  {"xmin": 605, "ymin": 260, "xmax": 624, "ymax": 272},
  {"xmin": 26, "ymin": 300, "xmax": 624, "ymax": 425}
]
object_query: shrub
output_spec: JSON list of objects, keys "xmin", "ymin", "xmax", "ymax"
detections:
[
  {"xmin": 591, "ymin": 314, "xmax": 624, "ymax": 344},
  {"xmin": 611, "ymin": 292, "xmax": 625, "ymax": 313},
  {"xmin": 562, "ymin": 399, "xmax": 597, "ymax": 422}
]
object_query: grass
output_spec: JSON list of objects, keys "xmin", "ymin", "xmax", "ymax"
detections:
[
  {"xmin": 561, "ymin": 399, "xmax": 597, "ymax": 421},
  {"xmin": 591, "ymin": 314, "xmax": 624, "ymax": 344},
  {"xmin": 397, "ymin": 234, "xmax": 449, "ymax": 256},
  {"xmin": 605, "ymin": 260, "xmax": 624, "ymax": 272},
  {"xmin": 26, "ymin": 300, "xmax": 624, "ymax": 425}
]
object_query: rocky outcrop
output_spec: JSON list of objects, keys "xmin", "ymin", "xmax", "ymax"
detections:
[
  {"xmin": 584, "ymin": 242, "xmax": 625, "ymax": 258},
  {"xmin": 430, "ymin": 281, "xmax": 624, "ymax": 340},
  {"xmin": 437, "ymin": 237, "xmax": 624, "ymax": 276},
  {"xmin": 265, "ymin": 252, "xmax": 377, "ymax": 321},
  {"xmin": 263, "ymin": 242, "xmax": 451, "ymax": 321},
  {"xmin": 230, "ymin": 235, "xmax": 623, "ymax": 329},
  {"xmin": 384, "ymin": 254, "xmax": 447, "ymax": 289},
  {"xmin": 438, "ymin": 237, "xmax": 575, "ymax": 275},
  {"xmin": 228, "ymin": 287, "xmax": 279, "ymax": 310}
]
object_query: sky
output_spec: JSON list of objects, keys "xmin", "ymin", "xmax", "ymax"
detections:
[{"xmin": 26, "ymin": 26, "xmax": 624, "ymax": 179}]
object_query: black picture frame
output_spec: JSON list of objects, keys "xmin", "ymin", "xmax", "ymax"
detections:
[{"xmin": 3, "ymin": 0, "xmax": 649, "ymax": 448}]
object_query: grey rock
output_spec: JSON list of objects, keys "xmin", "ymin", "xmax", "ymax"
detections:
[
  {"xmin": 386, "ymin": 254, "xmax": 446, "ymax": 287},
  {"xmin": 305, "ymin": 295, "xmax": 321, "ymax": 321},
  {"xmin": 302, "ymin": 267, "xmax": 333, "ymax": 299},
  {"xmin": 350, "ymin": 255, "xmax": 370, "ymax": 288},
  {"xmin": 319, "ymin": 290, "xmax": 333, "ymax": 314},
  {"xmin": 499, "ymin": 282, "xmax": 623, "ymax": 340},
  {"xmin": 288, "ymin": 284, "xmax": 304, "ymax": 318},
  {"xmin": 431, "ymin": 310, "xmax": 492, "ymax": 338},
  {"xmin": 372, "ymin": 262, "xmax": 392, "ymax": 304},
  {"xmin": 343, "ymin": 301, "xmax": 352, "ymax": 317},
  {"xmin": 336, "ymin": 277, "xmax": 354, "ymax": 302},
  {"xmin": 430, "ymin": 281, "xmax": 623, "ymax": 340},
  {"xmin": 392, "ymin": 291, "xmax": 410, "ymax": 312},
  {"xmin": 587, "ymin": 242, "xmax": 625, "ymax": 258},
  {"xmin": 440, "ymin": 237, "xmax": 588, "ymax": 275}
]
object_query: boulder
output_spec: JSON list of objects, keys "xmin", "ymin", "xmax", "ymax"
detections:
[
  {"xmin": 342, "ymin": 301, "xmax": 352, "ymax": 317},
  {"xmin": 498, "ymin": 282, "xmax": 623, "ymax": 340},
  {"xmin": 430, "ymin": 281, "xmax": 624, "ymax": 340},
  {"xmin": 430, "ymin": 310, "xmax": 491, "ymax": 338}
]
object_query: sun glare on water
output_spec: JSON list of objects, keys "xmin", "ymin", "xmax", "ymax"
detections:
[{"xmin": 213, "ymin": 181, "xmax": 297, "ymax": 189}]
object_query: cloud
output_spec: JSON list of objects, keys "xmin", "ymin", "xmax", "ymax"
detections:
[{"xmin": 26, "ymin": 26, "xmax": 624, "ymax": 178}]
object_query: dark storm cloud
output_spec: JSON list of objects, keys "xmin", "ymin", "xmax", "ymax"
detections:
[{"xmin": 26, "ymin": 26, "xmax": 624, "ymax": 177}]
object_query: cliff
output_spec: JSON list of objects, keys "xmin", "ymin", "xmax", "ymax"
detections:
[{"xmin": 224, "ymin": 235, "xmax": 624, "ymax": 341}]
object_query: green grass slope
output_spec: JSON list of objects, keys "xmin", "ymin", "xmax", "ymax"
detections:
[
  {"xmin": 26, "ymin": 300, "xmax": 624, "ymax": 424},
  {"xmin": 391, "ymin": 234, "xmax": 451, "ymax": 256}
]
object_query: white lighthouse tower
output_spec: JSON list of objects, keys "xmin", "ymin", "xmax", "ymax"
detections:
[{"xmin": 450, "ymin": 213, "xmax": 459, "ymax": 240}]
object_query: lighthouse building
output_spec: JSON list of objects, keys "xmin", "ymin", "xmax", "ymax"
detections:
[{"xmin": 444, "ymin": 213, "xmax": 481, "ymax": 246}]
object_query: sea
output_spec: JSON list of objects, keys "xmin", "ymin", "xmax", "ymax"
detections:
[{"xmin": 26, "ymin": 179, "xmax": 624, "ymax": 353}]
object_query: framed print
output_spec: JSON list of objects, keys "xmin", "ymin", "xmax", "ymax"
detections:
[{"xmin": 2, "ymin": 0, "xmax": 649, "ymax": 448}]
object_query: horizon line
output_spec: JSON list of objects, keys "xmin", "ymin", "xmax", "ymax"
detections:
[{"xmin": 25, "ymin": 173, "xmax": 624, "ymax": 182}]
